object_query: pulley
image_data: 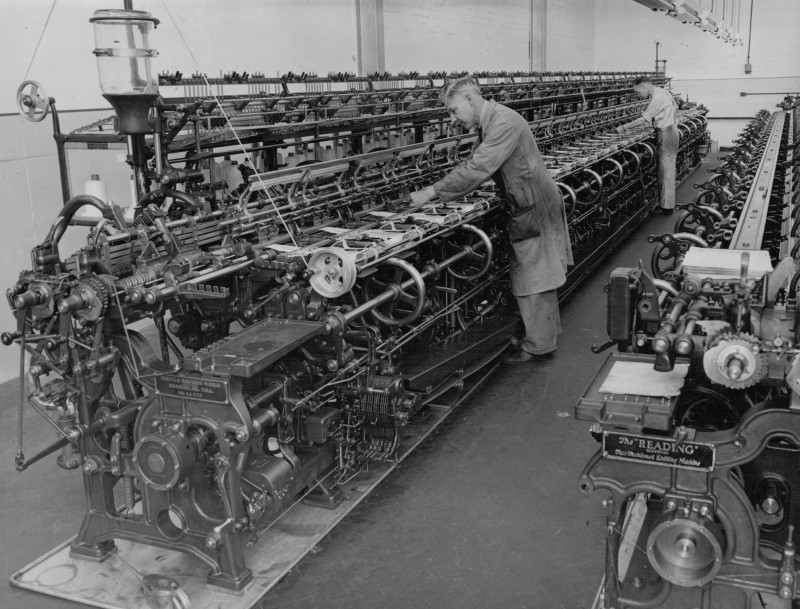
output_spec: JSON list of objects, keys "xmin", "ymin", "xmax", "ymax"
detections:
[
  {"xmin": 647, "ymin": 507, "xmax": 724, "ymax": 587},
  {"xmin": 132, "ymin": 430, "xmax": 199, "ymax": 492},
  {"xmin": 308, "ymin": 247, "xmax": 358, "ymax": 298},
  {"xmin": 16, "ymin": 80, "xmax": 50, "ymax": 122}
]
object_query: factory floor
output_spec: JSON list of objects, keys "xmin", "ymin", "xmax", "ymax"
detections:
[{"xmin": 0, "ymin": 159, "xmax": 712, "ymax": 609}]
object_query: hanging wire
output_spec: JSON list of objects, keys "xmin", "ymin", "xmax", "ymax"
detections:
[
  {"xmin": 23, "ymin": 0, "xmax": 58, "ymax": 82},
  {"xmin": 746, "ymin": 0, "xmax": 754, "ymax": 64}
]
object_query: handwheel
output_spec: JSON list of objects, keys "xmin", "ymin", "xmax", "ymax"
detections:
[
  {"xmin": 673, "ymin": 208, "xmax": 711, "ymax": 236},
  {"xmin": 557, "ymin": 182, "xmax": 578, "ymax": 219},
  {"xmin": 651, "ymin": 242, "xmax": 681, "ymax": 280},
  {"xmin": 619, "ymin": 148, "xmax": 641, "ymax": 177},
  {"xmin": 365, "ymin": 257, "xmax": 426, "ymax": 326},
  {"xmin": 649, "ymin": 233, "xmax": 704, "ymax": 280},
  {"xmin": 636, "ymin": 142, "xmax": 656, "ymax": 171},
  {"xmin": 445, "ymin": 224, "xmax": 494, "ymax": 281},
  {"xmin": 600, "ymin": 157, "xmax": 625, "ymax": 190},
  {"xmin": 17, "ymin": 80, "xmax": 50, "ymax": 122},
  {"xmin": 575, "ymin": 168, "xmax": 604, "ymax": 205}
]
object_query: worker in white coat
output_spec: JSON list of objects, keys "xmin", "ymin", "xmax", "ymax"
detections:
[{"xmin": 617, "ymin": 75, "xmax": 678, "ymax": 214}]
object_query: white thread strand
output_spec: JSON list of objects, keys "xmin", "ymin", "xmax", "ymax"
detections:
[
  {"xmin": 19, "ymin": 117, "xmax": 39, "ymax": 244},
  {"xmin": 159, "ymin": 2, "xmax": 307, "ymax": 264}
]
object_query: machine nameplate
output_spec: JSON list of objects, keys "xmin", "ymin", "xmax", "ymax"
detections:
[
  {"xmin": 603, "ymin": 431, "xmax": 715, "ymax": 471},
  {"xmin": 155, "ymin": 374, "xmax": 228, "ymax": 403}
]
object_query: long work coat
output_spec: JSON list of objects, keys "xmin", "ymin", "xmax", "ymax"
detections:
[{"xmin": 433, "ymin": 100, "xmax": 573, "ymax": 296}]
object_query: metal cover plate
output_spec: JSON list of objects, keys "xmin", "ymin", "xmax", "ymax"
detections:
[
  {"xmin": 603, "ymin": 431, "xmax": 715, "ymax": 471},
  {"xmin": 155, "ymin": 374, "xmax": 228, "ymax": 403},
  {"xmin": 184, "ymin": 318, "xmax": 327, "ymax": 378}
]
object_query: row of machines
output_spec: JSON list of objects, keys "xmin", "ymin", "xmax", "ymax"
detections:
[
  {"xmin": 578, "ymin": 98, "xmax": 800, "ymax": 608},
  {"xmin": 8, "ymin": 8, "xmax": 709, "ymax": 599}
]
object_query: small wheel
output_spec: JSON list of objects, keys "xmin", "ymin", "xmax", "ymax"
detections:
[
  {"xmin": 600, "ymin": 157, "xmax": 625, "ymax": 190},
  {"xmin": 557, "ymin": 182, "xmax": 577, "ymax": 219},
  {"xmin": 674, "ymin": 209, "xmax": 709, "ymax": 236},
  {"xmin": 17, "ymin": 81, "xmax": 49, "ymax": 122},
  {"xmin": 575, "ymin": 168, "xmax": 603, "ymax": 205},
  {"xmin": 651, "ymin": 242, "xmax": 681, "ymax": 280},
  {"xmin": 620, "ymin": 148, "xmax": 641, "ymax": 177},
  {"xmin": 309, "ymin": 247, "xmax": 358, "ymax": 298},
  {"xmin": 445, "ymin": 224, "xmax": 494, "ymax": 281},
  {"xmin": 636, "ymin": 142, "xmax": 656, "ymax": 171},
  {"xmin": 364, "ymin": 258, "xmax": 426, "ymax": 326}
]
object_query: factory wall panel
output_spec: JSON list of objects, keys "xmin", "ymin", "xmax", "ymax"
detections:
[
  {"xmin": 545, "ymin": 0, "xmax": 595, "ymax": 71},
  {"xmin": 383, "ymin": 0, "xmax": 531, "ymax": 73},
  {"xmin": 593, "ymin": 0, "xmax": 800, "ymax": 146}
]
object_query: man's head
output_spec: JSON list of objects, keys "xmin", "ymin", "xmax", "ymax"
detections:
[
  {"xmin": 633, "ymin": 76, "xmax": 654, "ymax": 99},
  {"xmin": 440, "ymin": 77, "xmax": 484, "ymax": 130}
]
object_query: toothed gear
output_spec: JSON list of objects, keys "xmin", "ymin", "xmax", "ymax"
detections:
[
  {"xmin": 703, "ymin": 332, "xmax": 767, "ymax": 389},
  {"xmin": 71, "ymin": 278, "xmax": 109, "ymax": 322}
]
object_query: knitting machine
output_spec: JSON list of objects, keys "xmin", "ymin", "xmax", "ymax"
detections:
[
  {"xmin": 7, "ymin": 8, "xmax": 710, "ymax": 600},
  {"xmin": 577, "ymin": 100, "xmax": 800, "ymax": 608}
]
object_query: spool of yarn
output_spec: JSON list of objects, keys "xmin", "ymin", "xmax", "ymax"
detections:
[
  {"xmin": 75, "ymin": 174, "xmax": 108, "ymax": 221},
  {"xmin": 84, "ymin": 174, "xmax": 108, "ymax": 202}
]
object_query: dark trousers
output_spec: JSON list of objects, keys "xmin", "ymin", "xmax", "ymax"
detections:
[{"xmin": 657, "ymin": 124, "xmax": 679, "ymax": 209}]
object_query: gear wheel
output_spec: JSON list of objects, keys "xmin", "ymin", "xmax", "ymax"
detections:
[
  {"xmin": 703, "ymin": 332, "xmax": 767, "ymax": 389},
  {"xmin": 70, "ymin": 277, "xmax": 109, "ymax": 322}
]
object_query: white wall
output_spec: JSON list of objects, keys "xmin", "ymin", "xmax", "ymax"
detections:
[
  {"xmin": 382, "ymin": 0, "xmax": 595, "ymax": 73},
  {"xmin": 546, "ymin": 0, "xmax": 595, "ymax": 70},
  {"xmin": 383, "ymin": 0, "xmax": 531, "ymax": 73},
  {"xmin": 593, "ymin": 0, "xmax": 800, "ymax": 146}
]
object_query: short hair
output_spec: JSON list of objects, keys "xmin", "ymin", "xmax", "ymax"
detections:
[
  {"xmin": 439, "ymin": 76, "xmax": 481, "ymax": 103},
  {"xmin": 633, "ymin": 76, "xmax": 653, "ymax": 86}
]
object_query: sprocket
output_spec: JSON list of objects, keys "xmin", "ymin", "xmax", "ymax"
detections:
[
  {"xmin": 702, "ymin": 332, "xmax": 767, "ymax": 389},
  {"xmin": 70, "ymin": 277, "xmax": 110, "ymax": 322}
]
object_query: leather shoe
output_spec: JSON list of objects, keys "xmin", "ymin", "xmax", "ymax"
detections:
[
  {"xmin": 651, "ymin": 207, "xmax": 674, "ymax": 215},
  {"xmin": 503, "ymin": 349, "xmax": 554, "ymax": 364}
]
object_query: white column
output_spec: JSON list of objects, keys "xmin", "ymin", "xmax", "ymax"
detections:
[
  {"xmin": 356, "ymin": 0, "xmax": 386, "ymax": 76},
  {"xmin": 530, "ymin": 0, "xmax": 547, "ymax": 71}
]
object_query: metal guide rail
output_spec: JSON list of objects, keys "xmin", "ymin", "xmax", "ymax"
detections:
[
  {"xmin": 578, "ymin": 100, "xmax": 800, "ymax": 609},
  {"xmin": 780, "ymin": 103, "xmax": 799, "ymax": 260},
  {"xmin": 730, "ymin": 112, "xmax": 788, "ymax": 249}
]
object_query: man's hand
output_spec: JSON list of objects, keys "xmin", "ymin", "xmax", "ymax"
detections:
[
  {"xmin": 616, "ymin": 124, "xmax": 626, "ymax": 134},
  {"xmin": 409, "ymin": 185, "xmax": 437, "ymax": 205}
]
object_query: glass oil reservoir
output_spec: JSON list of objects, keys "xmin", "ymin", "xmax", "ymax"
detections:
[{"xmin": 90, "ymin": 9, "xmax": 160, "ymax": 134}]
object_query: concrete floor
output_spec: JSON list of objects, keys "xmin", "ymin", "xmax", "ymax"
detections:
[{"xmin": 0, "ymin": 161, "xmax": 708, "ymax": 609}]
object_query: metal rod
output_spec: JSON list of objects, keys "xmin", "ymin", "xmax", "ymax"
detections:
[
  {"xmin": 16, "ymin": 317, "xmax": 26, "ymax": 467},
  {"xmin": 16, "ymin": 435, "xmax": 71, "ymax": 472}
]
